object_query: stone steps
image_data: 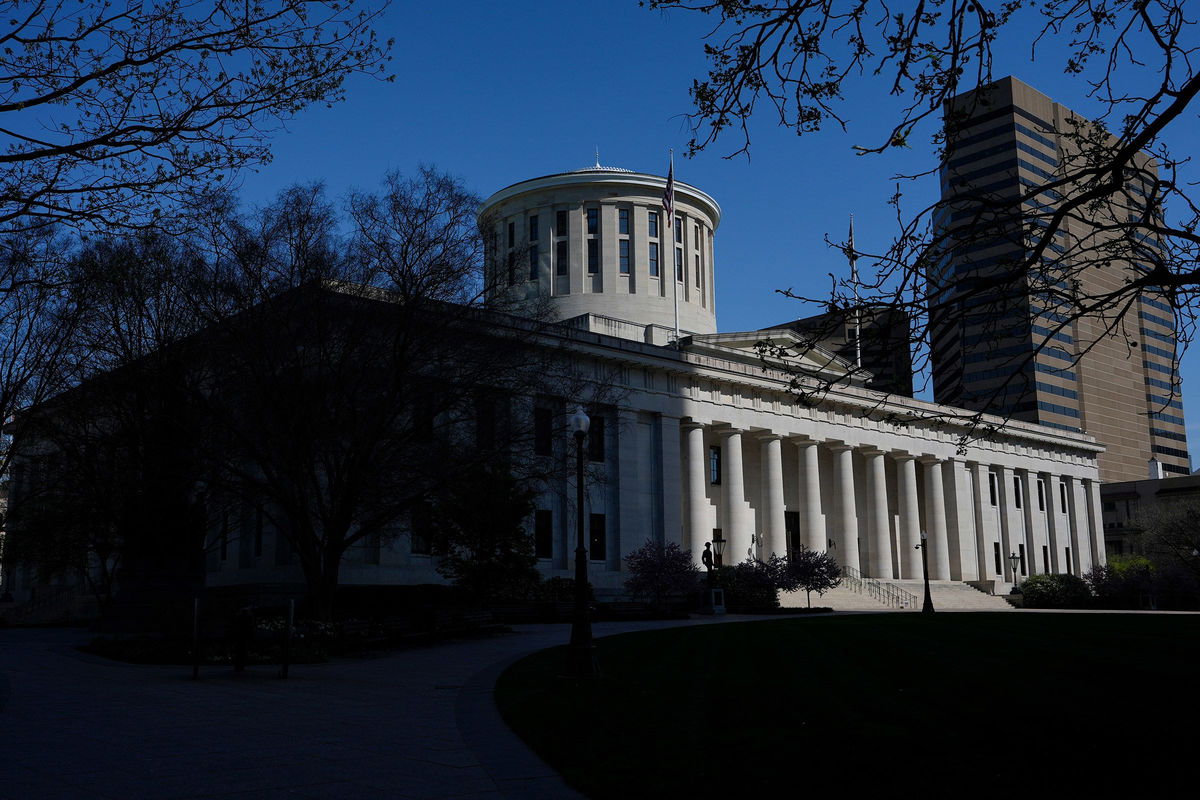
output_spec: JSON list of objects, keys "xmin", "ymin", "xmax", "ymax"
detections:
[
  {"xmin": 779, "ymin": 585, "xmax": 901, "ymax": 611},
  {"xmin": 888, "ymin": 580, "xmax": 1015, "ymax": 611}
]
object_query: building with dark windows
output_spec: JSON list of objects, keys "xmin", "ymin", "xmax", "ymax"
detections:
[
  {"xmin": 932, "ymin": 76, "xmax": 1189, "ymax": 482},
  {"xmin": 3, "ymin": 163, "xmax": 1109, "ymax": 618}
]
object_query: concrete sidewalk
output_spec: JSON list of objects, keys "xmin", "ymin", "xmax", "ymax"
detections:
[{"xmin": 0, "ymin": 615, "xmax": 770, "ymax": 799}]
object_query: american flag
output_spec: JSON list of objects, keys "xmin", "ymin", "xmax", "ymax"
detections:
[{"xmin": 662, "ymin": 158, "xmax": 674, "ymax": 224}]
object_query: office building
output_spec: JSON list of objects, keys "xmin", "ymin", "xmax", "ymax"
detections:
[{"xmin": 932, "ymin": 76, "xmax": 1188, "ymax": 482}]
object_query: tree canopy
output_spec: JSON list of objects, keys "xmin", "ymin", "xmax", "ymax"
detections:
[{"xmin": 649, "ymin": 1, "xmax": 1200, "ymax": 429}]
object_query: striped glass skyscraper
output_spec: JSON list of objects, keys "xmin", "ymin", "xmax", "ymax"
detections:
[{"xmin": 932, "ymin": 77, "xmax": 1189, "ymax": 482}]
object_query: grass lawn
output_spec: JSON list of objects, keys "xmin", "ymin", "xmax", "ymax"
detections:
[{"xmin": 496, "ymin": 614, "xmax": 1199, "ymax": 797}]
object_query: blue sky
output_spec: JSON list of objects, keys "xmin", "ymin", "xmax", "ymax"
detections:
[{"xmin": 238, "ymin": 1, "xmax": 1199, "ymax": 462}]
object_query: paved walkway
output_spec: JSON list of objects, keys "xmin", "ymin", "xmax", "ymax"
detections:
[{"xmin": 0, "ymin": 615, "xmax": 777, "ymax": 800}]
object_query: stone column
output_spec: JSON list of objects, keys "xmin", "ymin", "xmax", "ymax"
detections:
[
  {"xmin": 1084, "ymin": 478, "xmax": 1106, "ymax": 569},
  {"xmin": 1064, "ymin": 476, "xmax": 1088, "ymax": 574},
  {"xmin": 896, "ymin": 453, "xmax": 922, "ymax": 580},
  {"xmin": 1041, "ymin": 472, "xmax": 1062, "ymax": 573},
  {"xmin": 722, "ymin": 429, "xmax": 749, "ymax": 566},
  {"xmin": 922, "ymin": 457, "xmax": 952, "ymax": 580},
  {"xmin": 660, "ymin": 415, "xmax": 684, "ymax": 549},
  {"xmin": 864, "ymin": 449, "xmax": 893, "ymax": 579},
  {"xmin": 759, "ymin": 434, "xmax": 787, "ymax": 558},
  {"xmin": 683, "ymin": 422, "xmax": 709, "ymax": 565},
  {"xmin": 997, "ymin": 466, "xmax": 1024, "ymax": 584},
  {"xmin": 829, "ymin": 444, "xmax": 860, "ymax": 573},
  {"xmin": 942, "ymin": 458, "xmax": 976, "ymax": 581},
  {"xmin": 1019, "ymin": 470, "xmax": 1042, "ymax": 575},
  {"xmin": 796, "ymin": 439, "xmax": 825, "ymax": 552},
  {"xmin": 969, "ymin": 462, "xmax": 992, "ymax": 581}
]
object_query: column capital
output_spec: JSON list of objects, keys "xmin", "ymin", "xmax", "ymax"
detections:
[
  {"xmin": 826, "ymin": 440, "xmax": 854, "ymax": 453},
  {"xmin": 680, "ymin": 420, "xmax": 707, "ymax": 432},
  {"xmin": 860, "ymin": 447, "xmax": 887, "ymax": 458},
  {"xmin": 791, "ymin": 435, "xmax": 821, "ymax": 448},
  {"xmin": 918, "ymin": 454, "xmax": 943, "ymax": 466},
  {"xmin": 754, "ymin": 431, "xmax": 782, "ymax": 443},
  {"xmin": 891, "ymin": 449, "xmax": 916, "ymax": 462}
]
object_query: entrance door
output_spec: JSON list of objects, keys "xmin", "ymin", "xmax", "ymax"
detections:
[{"xmin": 785, "ymin": 511, "xmax": 801, "ymax": 554}]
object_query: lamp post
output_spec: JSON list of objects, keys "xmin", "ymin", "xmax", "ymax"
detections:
[
  {"xmin": 713, "ymin": 531, "xmax": 726, "ymax": 568},
  {"xmin": 566, "ymin": 405, "xmax": 595, "ymax": 678},
  {"xmin": 915, "ymin": 531, "xmax": 934, "ymax": 614},
  {"xmin": 1008, "ymin": 552, "xmax": 1022, "ymax": 594}
]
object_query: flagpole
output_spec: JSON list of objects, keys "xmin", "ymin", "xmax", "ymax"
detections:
[
  {"xmin": 669, "ymin": 149, "xmax": 680, "ymax": 348},
  {"xmin": 850, "ymin": 214, "xmax": 861, "ymax": 371}
]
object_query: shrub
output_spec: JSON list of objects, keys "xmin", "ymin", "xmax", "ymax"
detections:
[
  {"xmin": 623, "ymin": 541, "xmax": 700, "ymax": 609},
  {"xmin": 715, "ymin": 560, "xmax": 780, "ymax": 613},
  {"xmin": 1018, "ymin": 573, "xmax": 1092, "ymax": 609},
  {"xmin": 785, "ymin": 547, "xmax": 842, "ymax": 608}
]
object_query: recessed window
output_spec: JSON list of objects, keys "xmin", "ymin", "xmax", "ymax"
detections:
[
  {"xmin": 1018, "ymin": 544, "xmax": 1026, "ymax": 575},
  {"xmin": 1014, "ymin": 476, "xmax": 1022, "ymax": 509},
  {"xmin": 556, "ymin": 209, "xmax": 568, "ymax": 237},
  {"xmin": 988, "ymin": 473, "xmax": 997, "ymax": 506},
  {"xmin": 619, "ymin": 208, "xmax": 629, "ymax": 235},
  {"xmin": 587, "ymin": 207, "xmax": 599, "ymax": 235},
  {"xmin": 1037, "ymin": 479, "xmax": 1045, "ymax": 511},
  {"xmin": 1065, "ymin": 547, "xmax": 1072, "ymax": 574},
  {"xmin": 619, "ymin": 240, "xmax": 630, "ymax": 274},
  {"xmin": 709, "ymin": 445, "xmax": 721, "ymax": 484},
  {"xmin": 507, "ymin": 221, "xmax": 515, "ymax": 249},
  {"xmin": 535, "ymin": 509, "xmax": 553, "ymax": 560},
  {"xmin": 1042, "ymin": 545, "xmax": 1050, "ymax": 573},
  {"xmin": 534, "ymin": 407, "xmax": 553, "ymax": 456},
  {"xmin": 589, "ymin": 513, "xmax": 607, "ymax": 561},
  {"xmin": 648, "ymin": 211, "xmax": 659, "ymax": 238},
  {"xmin": 556, "ymin": 239, "xmax": 568, "ymax": 276},
  {"xmin": 649, "ymin": 242, "xmax": 660, "ymax": 277},
  {"xmin": 1059, "ymin": 481, "xmax": 1067, "ymax": 508},
  {"xmin": 993, "ymin": 542, "xmax": 1002, "ymax": 576},
  {"xmin": 529, "ymin": 215, "xmax": 539, "ymax": 241},
  {"xmin": 411, "ymin": 504, "xmax": 432, "ymax": 555},
  {"xmin": 674, "ymin": 216, "xmax": 682, "ymax": 243},
  {"xmin": 528, "ymin": 245, "xmax": 538, "ymax": 280},
  {"xmin": 588, "ymin": 415, "xmax": 606, "ymax": 462},
  {"xmin": 587, "ymin": 239, "xmax": 599, "ymax": 274},
  {"xmin": 675, "ymin": 247, "xmax": 683, "ymax": 281}
]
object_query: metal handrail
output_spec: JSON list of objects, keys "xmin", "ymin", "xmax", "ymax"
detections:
[{"xmin": 841, "ymin": 565, "xmax": 918, "ymax": 609}]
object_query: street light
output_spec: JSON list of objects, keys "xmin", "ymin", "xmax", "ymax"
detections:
[
  {"xmin": 915, "ymin": 531, "xmax": 934, "ymax": 614},
  {"xmin": 712, "ymin": 531, "xmax": 726, "ymax": 568},
  {"xmin": 1008, "ymin": 552, "xmax": 1022, "ymax": 594},
  {"xmin": 566, "ymin": 405, "xmax": 596, "ymax": 678}
]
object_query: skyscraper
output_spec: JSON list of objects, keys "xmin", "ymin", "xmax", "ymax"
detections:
[{"xmin": 932, "ymin": 76, "xmax": 1189, "ymax": 482}]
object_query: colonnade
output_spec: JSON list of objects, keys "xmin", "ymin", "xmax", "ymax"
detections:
[{"xmin": 681, "ymin": 423, "xmax": 1106, "ymax": 584}]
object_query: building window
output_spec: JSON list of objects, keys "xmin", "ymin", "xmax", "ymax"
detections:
[
  {"xmin": 411, "ymin": 504, "xmax": 432, "ymax": 555},
  {"xmin": 589, "ymin": 513, "xmax": 607, "ymax": 561},
  {"xmin": 534, "ymin": 407, "xmax": 553, "ymax": 456},
  {"xmin": 709, "ymin": 445, "xmax": 721, "ymax": 484},
  {"xmin": 1013, "ymin": 476, "xmax": 1022, "ymax": 509},
  {"xmin": 535, "ymin": 509, "xmax": 553, "ymax": 560},
  {"xmin": 556, "ymin": 209, "xmax": 568, "ymax": 237},
  {"xmin": 507, "ymin": 221, "xmax": 515, "ymax": 249},
  {"xmin": 588, "ymin": 415, "xmax": 606, "ymax": 462},
  {"xmin": 619, "ymin": 239, "xmax": 630, "ymax": 274},
  {"xmin": 1059, "ymin": 481, "xmax": 1067, "ymax": 509},
  {"xmin": 1065, "ymin": 547, "xmax": 1072, "ymax": 574},
  {"xmin": 556, "ymin": 239, "xmax": 568, "ymax": 276},
  {"xmin": 528, "ymin": 245, "xmax": 538, "ymax": 281},
  {"xmin": 1042, "ymin": 545, "xmax": 1050, "ymax": 573},
  {"xmin": 988, "ymin": 473, "xmax": 998, "ymax": 506},
  {"xmin": 649, "ymin": 242, "xmax": 660, "ymax": 277},
  {"xmin": 587, "ymin": 239, "xmax": 599, "ymax": 274},
  {"xmin": 1036, "ymin": 479, "xmax": 1045, "ymax": 511},
  {"xmin": 587, "ymin": 207, "xmax": 599, "ymax": 235},
  {"xmin": 528, "ymin": 214, "xmax": 539, "ymax": 242},
  {"xmin": 619, "ymin": 208, "xmax": 629, "ymax": 235},
  {"xmin": 1018, "ymin": 543, "xmax": 1026, "ymax": 575},
  {"xmin": 675, "ymin": 247, "xmax": 683, "ymax": 281},
  {"xmin": 254, "ymin": 505, "xmax": 264, "ymax": 558},
  {"xmin": 648, "ymin": 211, "xmax": 659, "ymax": 238},
  {"xmin": 993, "ymin": 542, "xmax": 1002, "ymax": 576},
  {"xmin": 674, "ymin": 215, "xmax": 682, "ymax": 243}
]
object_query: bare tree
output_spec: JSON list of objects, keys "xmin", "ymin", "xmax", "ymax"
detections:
[
  {"xmin": 0, "ymin": 0, "xmax": 392, "ymax": 237},
  {"xmin": 648, "ymin": 1, "xmax": 1200, "ymax": 437}
]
